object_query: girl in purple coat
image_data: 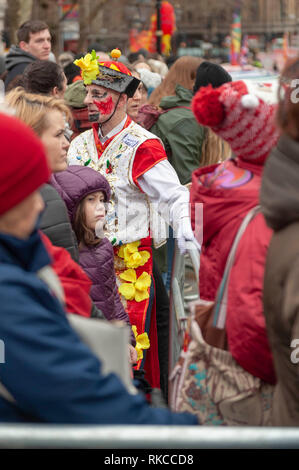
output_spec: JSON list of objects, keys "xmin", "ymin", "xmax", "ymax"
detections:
[{"xmin": 51, "ymin": 166, "xmax": 137, "ymax": 363}]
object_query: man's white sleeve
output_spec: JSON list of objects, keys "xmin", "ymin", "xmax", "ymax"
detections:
[{"xmin": 137, "ymin": 159, "xmax": 190, "ymax": 234}]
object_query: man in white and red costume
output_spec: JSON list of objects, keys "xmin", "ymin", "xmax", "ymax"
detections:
[{"xmin": 67, "ymin": 49, "xmax": 198, "ymax": 390}]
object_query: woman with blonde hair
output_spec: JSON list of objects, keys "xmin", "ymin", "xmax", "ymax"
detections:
[
  {"xmin": 5, "ymin": 86, "xmax": 105, "ymax": 321},
  {"xmin": 192, "ymin": 61, "xmax": 233, "ymax": 167},
  {"xmin": 200, "ymin": 127, "xmax": 231, "ymax": 167},
  {"xmin": 6, "ymin": 87, "xmax": 71, "ymax": 158}
]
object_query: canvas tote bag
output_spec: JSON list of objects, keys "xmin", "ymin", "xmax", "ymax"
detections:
[{"xmin": 169, "ymin": 206, "xmax": 274, "ymax": 425}]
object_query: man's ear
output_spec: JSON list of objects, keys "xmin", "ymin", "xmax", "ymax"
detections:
[
  {"xmin": 19, "ymin": 41, "xmax": 29, "ymax": 52},
  {"xmin": 52, "ymin": 86, "xmax": 59, "ymax": 97},
  {"xmin": 119, "ymin": 93, "xmax": 127, "ymax": 108}
]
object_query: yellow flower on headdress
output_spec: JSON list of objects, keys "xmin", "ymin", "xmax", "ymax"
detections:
[
  {"xmin": 132, "ymin": 326, "xmax": 150, "ymax": 361},
  {"xmin": 118, "ymin": 269, "xmax": 151, "ymax": 302},
  {"xmin": 74, "ymin": 50, "xmax": 99, "ymax": 85},
  {"xmin": 118, "ymin": 241, "xmax": 150, "ymax": 269}
]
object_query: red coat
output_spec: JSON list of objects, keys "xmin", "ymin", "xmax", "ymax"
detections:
[
  {"xmin": 41, "ymin": 232, "xmax": 93, "ymax": 318},
  {"xmin": 190, "ymin": 158, "xmax": 276, "ymax": 384}
]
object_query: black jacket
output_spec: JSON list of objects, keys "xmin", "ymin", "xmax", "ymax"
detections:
[
  {"xmin": 4, "ymin": 45, "xmax": 36, "ymax": 89},
  {"xmin": 40, "ymin": 184, "xmax": 104, "ymax": 319},
  {"xmin": 40, "ymin": 184, "xmax": 79, "ymax": 262}
]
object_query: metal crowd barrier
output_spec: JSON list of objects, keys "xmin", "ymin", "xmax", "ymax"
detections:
[
  {"xmin": 169, "ymin": 240, "xmax": 200, "ymax": 373},
  {"xmin": 0, "ymin": 424, "xmax": 298, "ymax": 448}
]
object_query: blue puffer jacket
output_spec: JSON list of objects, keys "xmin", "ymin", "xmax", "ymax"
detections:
[{"xmin": 0, "ymin": 229, "xmax": 197, "ymax": 425}]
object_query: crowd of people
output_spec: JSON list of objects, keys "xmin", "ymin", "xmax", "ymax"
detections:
[{"xmin": 0, "ymin": 18, "xmax": 298, "ymax": 428}]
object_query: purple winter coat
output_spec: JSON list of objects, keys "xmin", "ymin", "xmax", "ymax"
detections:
[{"xmin": 50, "ymin": 166, "xmax": 135, "ymax": 345}]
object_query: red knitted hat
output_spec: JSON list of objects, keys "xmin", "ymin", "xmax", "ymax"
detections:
[
  {"xmin": 192, "ymin": 79, "xmax": 279, "ymax": 164},
  {"xmin": 0, "ymin": 113, "xmax": 50, "ymax": 216}
]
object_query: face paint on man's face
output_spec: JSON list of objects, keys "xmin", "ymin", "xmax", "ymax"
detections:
[
  {"xmin": 89, "ymin": 112, "xmax": 100, "ymax": 122},
  {"xmin": 94, "ymin": 96, "xmax": 114, "ymax": 116}
]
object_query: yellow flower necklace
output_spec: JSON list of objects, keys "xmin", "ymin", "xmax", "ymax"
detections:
[
  {"xmin": 119, "ymin": 269, "xmax": 151, "ymax": 303},
  {"xmin": 132, "ymin": 326, "xmax": 150, "ymax": 361},
  {"xmin": 118, "ymin": 241, "xmax": 150, "ymax": 269}
]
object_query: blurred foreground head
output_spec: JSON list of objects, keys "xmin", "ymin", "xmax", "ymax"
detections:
[{"xmin": 0, "ymin": 113, "xmax": 49, "ymax": 218}]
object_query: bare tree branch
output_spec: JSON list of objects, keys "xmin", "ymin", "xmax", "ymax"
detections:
[
  {"xmin": 88, "ymin": 0, "xmax": 108, "ymax": 24},
  {"xmin": 5, "ymin": 0, "xmax": 21, "ymax": 45},
  {"xmin": 76, "ymin": 0, "xmax": 108, "ymax": 52}
]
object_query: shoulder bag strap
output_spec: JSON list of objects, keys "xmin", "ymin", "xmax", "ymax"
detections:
[{"xmin": 212, "ymin": 205, "xmax": 261, "ymax": 329}]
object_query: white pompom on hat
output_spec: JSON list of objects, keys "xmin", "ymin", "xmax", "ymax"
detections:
[
  {"xmin": 241, "ymin": 94, "xmax": 260, "ymax": 109},
  {"xmin": 136, "ymin": 68, "xmax": 162, "ymax": 91}
]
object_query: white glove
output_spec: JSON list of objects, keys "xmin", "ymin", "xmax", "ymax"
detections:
[{"xmin": 176, "ymin": 216, "xmax": 201, "ymax": 255}]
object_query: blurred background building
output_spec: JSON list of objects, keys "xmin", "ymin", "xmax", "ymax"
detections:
[{"xmin": 1, "ymin": 0, "xmax": 299, "ymax": 60}]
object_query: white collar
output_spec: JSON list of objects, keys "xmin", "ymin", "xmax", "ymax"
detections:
[{"xmin": 98, "ymin": 115, "xmax": 127, "ymax": 143}]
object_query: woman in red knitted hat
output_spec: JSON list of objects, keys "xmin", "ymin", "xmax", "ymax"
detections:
[{"xmin": 190, "ymin": 79, "xmax": 279, "ymax": 392}]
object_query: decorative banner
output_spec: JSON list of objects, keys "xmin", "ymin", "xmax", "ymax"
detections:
[
  {"xmin": 60, "ymin": 1, "xmax": 79, "ymax": 20},
  {"xmin": 230, "ymin": 5, "xmax": 242, "ymax": 66},
  {"xmin": 160, "ymin": 1, "xmax": 176, "ymax": 56},
  {"xmin": 129, "ymin": 1, "xmax": 176, "ymax": 55},
  {"xmin": 240, "ymin": 34, "xmax": 249, "ymax": 67},
  {"xmin": 129, "ymin": 29, "xmax": 155, "ymax": 53}
]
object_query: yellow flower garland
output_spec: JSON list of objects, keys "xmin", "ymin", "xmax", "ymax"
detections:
[
  {"xmin": 118, "ymin": 241, "xmax": 150, "ymax": 269},
  {"xmin": 118, "ymin": 269, "xmax": 151, "ymax": 303},
  {"xmin": 132, "ymin": 326, "xmax": 150, "ymax": 361}
]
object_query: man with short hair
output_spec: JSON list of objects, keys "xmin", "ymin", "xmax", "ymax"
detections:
[
  {"xmin": 4, "ymin": 20, "xmax": 51, "ymax": 90},
  {"xmin": 23, "ymin": 60, "xmax": 67, "ymax": 98}
]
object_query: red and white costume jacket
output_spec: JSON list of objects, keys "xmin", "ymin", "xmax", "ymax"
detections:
[{"xmin": 68, "ymin": 116, "xmax": 190, "ymax": 388}]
